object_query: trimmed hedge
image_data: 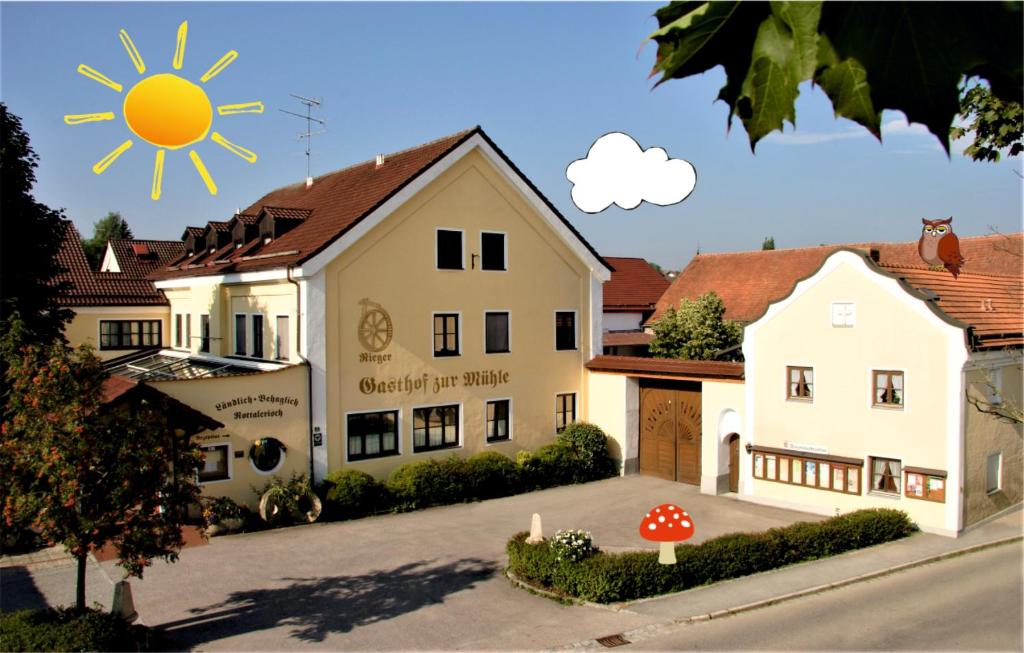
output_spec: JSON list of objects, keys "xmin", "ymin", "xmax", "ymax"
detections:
[
  {"xmin": 0, "ymin": 608, "xmax": 159, "ymax": 652},
  {"xmin": 316, "ymin": 422, "xmax": 618, "ymax": 519},
  {"xmin": 507, "ymin": 508, "xmax": 915, "ymax": 603}
]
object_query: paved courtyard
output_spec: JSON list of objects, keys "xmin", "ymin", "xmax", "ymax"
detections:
[{"xmin": 2, "ymin": 476, "xmax": 824, "ymax": 650}]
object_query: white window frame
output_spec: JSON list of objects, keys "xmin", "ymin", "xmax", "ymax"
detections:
[
  {"xmin": 248, "ymin": 438, "xmax": 287, "ymax": 476},
  {"xmin": 344, "ymin": 407, "xmax": 402, "ymax": 463},
  {"xmin": 554, "ymin": 309, "xmax": 578, "ymax": 352},
  {"xmin": 275, "ymin": 314, "xmax": 291, "ymax": 361},
  {"xmin": 986, "ymin": 452, "xmax": 1003, "ymax": 494},
  {"xmin": 410, "ymin": 401, "xmax": 463, "ymax": 455},
  {"xmin": 174, "ymin": 313, "xmax": 183, "ymax": 348},
  {"xmin": 197, "ymin": 442, "xmax": 232, "ymax": 485},
  {"xmin": 831, "ymin": 301, "xmax": 856, "ymax": 328},
  {"xmin": 431, "ymin": 310, "xmax": 462, "ymax": 358},
  {"xmin": 484, "ymin": 397, "xmax": 513, "ymax": 445},
  {"xmin": 435, "ymin": 227, "xmax": 465, "ymax": 271},
  {"xmin": 479, "ymin": 230, "xmax": 508, "ymax": 272},
  {"xmin": 483, "ymin": 310, "xmax": 511, "ymax": 355}
]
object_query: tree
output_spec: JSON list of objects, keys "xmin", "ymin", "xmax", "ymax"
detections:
[
  {"xmin": 0, "ymin": 325, "xmax": 203, "ymax": 611},
  {"xmin": 647, "ymin": 2, "xmax": 1023, "ymax": 154},
  {"xmin": 82, "ymin": 212, "xmax": 133, "ymax": 270},
  {"xmin": 762, "ymin": 236, "xmax": 776, "ymax": 250},
  {"xmin": 951, "ymin": 81, "xmax": 1023, "ymax": 163},
  {"xmin": 0, "ymin": 103, "xmax": 72, "ymax": 345},
  {"xmin": 649, "ymin": 291, "xmax": 743, "ymax": 360}
]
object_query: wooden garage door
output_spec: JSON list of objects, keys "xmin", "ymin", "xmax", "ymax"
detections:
[{"xmin": 639, "ymin": 384, "xmax": 702, "ymax": 485}]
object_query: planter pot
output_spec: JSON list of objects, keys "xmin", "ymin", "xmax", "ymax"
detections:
[{"xmin": 207, "ymin": 517, "xmax": 244, "ymax": 537}]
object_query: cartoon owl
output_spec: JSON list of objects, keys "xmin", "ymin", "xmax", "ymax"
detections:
[{"xmin": 919, "ymin": 217, "xmax": 965, "ymax": 278}]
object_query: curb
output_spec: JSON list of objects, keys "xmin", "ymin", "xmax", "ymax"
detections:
[{"xmin": 544, "ymin": 535, "xmax": 1023, "ymax": 651}]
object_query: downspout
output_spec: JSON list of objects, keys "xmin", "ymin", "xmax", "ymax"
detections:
[{"xmin": 287, "ymin": 265, "xmax": 316, "ymax": 483}]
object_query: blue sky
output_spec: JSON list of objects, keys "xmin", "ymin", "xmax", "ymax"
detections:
[{"xmin": 3, "ymin": 2, "xmax": 1021, "ymax": 271}]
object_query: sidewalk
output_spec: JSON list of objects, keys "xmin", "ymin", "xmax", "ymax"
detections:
[{"xmin": 550, "ymin": 505, "xmax": 1023, "ymax": 651}]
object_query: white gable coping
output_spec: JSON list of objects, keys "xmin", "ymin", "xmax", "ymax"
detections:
[{"xmin": 100, "ymin": 242, "xmax": 120, "ymax": 273}]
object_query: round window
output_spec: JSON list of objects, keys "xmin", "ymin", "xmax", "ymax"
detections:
[{"xmin": 249, "ymin": 437, "xmax": 286, "ymax": 473}]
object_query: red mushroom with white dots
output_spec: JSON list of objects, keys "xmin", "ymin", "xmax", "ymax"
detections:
[{"xmin": 639, "ymin": 503, "xmax": 694, "ymax": 564}]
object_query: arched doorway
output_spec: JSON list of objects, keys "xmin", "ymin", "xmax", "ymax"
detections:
[{"xmin": 727, "ymin": 433, "xmax": 740, "ymax": 492}]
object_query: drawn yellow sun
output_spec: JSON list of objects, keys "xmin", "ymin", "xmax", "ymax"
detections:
[{"xmin": 65, "ymin": 21, "xmax": 263, "ymax": 200}]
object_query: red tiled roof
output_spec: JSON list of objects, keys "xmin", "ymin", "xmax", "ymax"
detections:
[
  {"xmin": 602, "ymin": 331, "xmax": 654, "ymax": 347},
  {"xmin": 51, "ymin": 222, "xmax": 168, "ymax": 306},
  {"xmin": 108, "ymin": 239, "xmax": 185, "ymax": 278},
  {"xmin": 205, "ymin": 221, "xmax": 230, "ymax": 233},
  {"xmin": 152, "ymin": 126, "xmax": 609, "ymax": 280},
  {"xmin": 603, "ymin": 257, "xmax": 670, "ymax": 311},
  {"xmin": 183, "ymin": 226, "xmax": 204, "ymax": 239},
  {"xmin": 884, "ymin": 266, "xmax": 1022, "ymax": 349},
  {"xmin": 649, "ymin": 234, "xmax": 1023, "ymax": 349},
  {"xmin": 586, "ymin": 355, "xmax": 744, "ymax": 380}
]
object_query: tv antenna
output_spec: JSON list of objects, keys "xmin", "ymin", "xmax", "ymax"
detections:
[{"xmin": 280, "ymin": 94, "xmax": 326, "ymax": 184}]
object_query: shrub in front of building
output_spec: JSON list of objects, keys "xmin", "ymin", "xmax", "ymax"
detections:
[
  {"xmin": 463, "ymin": 451, "xmax": 521, "ymax": 500},
  {"xmin": 506, "ymin": 508, "xmax": 915, "ymax": 603},
  {"xmin": 556, "ymin": 422, "xmax": 620, "ymax": 482},
  {"xmin": 320, "ymin": 469, "xmax": 390, "ymax": 520},
  {"xmin": 0, "ymin": 608, "xmax": 161, "ymax": 652},
  {"xmin": 386, "ymin": 456, "xmax": 469, "ymax": 511}
]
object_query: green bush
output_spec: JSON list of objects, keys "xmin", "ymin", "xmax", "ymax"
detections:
[
  {"xmin": 464, "ymin": 451, "xmax": 521, "ymax": 500},
  {"xmin": 507, "ymin": 508, "xmax": 915, "ymax": 603},
  {"xmin": 386, "ymin": 456, "xmax": 469, "ymax": 511},
  {"xmin": 557, "ymin": 422, "xmax": 618, "ymax": 481},
  {"xmin": 0, "ymin": 608, "xmax": 158, "ymax": 652},
  {"xmin": 320, "ymin": 469, "xmax": 388, "ymax": 520}
]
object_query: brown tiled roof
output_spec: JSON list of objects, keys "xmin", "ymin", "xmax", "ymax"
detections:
[
  {"xmin": 651, "ymin": 232, "xmax": 1022, "ymax": 319},
  {"xmin": 205, "ymin": 221, "xmax": 230, "ymax": 233},
  {"xmin": 262, "ymin": 206, "xmax": 313, "ymax": 220},
  {"xmin": 231, "ymin": 214, "xmax": 259, "ymax": 226},
  {"xmin": 586, "ymin": 355, "xmax": 744, "ymax": 380},
  {"xmin": 603, "ymin": 257, "xmax": 670, "ymax": 311},
  {"xmin": 51, "ymin": 222, "xmax": 168, "ymax": 306},
  {"xmin": 152, "ymin": 126, "xmax": 610, "ymax": 280},
  {"xmin": 107, "ymin": 239, "xmax": 184, "ymax": 278},
  {"xmin": 602, "ymin": 331, "xmax": 654, "ymax": 347},
  {"xmin": 183, "ymin": 226, "xmax": 204, "ymax": 239},
  {"xmin": 883, "ymin": 266, "xmax": 1022, "ymax": 349}
]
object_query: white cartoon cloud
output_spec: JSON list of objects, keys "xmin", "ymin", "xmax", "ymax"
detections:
[{"xmin": 566, "ymin": 132, "xmax": 696, "ymax": 214}]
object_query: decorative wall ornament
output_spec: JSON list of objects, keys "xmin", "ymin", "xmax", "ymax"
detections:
[{"xmin": 358, "ymin": 298, "xmax": 393, "ymax": 353}]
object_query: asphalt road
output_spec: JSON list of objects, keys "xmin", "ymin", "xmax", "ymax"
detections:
[{"xmin": 624, "ymin": 541, "xmax": 1024, "ymax": 651}]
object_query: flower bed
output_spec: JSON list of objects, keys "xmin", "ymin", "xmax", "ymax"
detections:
[{"xmin": 506, "ymin": 508, "xmax": 915, "ymax": 603}]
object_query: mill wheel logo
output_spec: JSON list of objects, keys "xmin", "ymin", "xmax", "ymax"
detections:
[{"xmin": 358, "ymin": 298, "xmax": 393, "ymax": 352}]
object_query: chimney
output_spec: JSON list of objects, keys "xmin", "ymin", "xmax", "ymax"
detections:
[
  {"xmin": 375, "ymin": 154, "xmax": 385, "ymax": 168},
  {"xmin": 305, "ymin": 176, "xmax": 314, "ymax": 188},
  {"xmin": 869, "ymin": 248, "xmax": 880, "ymax": 263}
]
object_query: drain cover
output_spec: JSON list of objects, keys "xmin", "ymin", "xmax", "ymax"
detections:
[{"xmin": 596, "ymin": 634, "xmax": 631, "ymax": 648}]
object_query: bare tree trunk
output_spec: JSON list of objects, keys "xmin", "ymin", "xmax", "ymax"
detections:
[{"xmin": 76, "ymin": 553, "xmax": 87, "ymax": 611}]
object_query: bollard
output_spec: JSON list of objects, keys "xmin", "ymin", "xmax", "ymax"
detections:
[
  {"xmin": 112, "ymin": 580, "xmax": 138, "ymax": 623},
  {"xmin": 526, "ymin": 513, "xmax": 544, "ymax": 543}
]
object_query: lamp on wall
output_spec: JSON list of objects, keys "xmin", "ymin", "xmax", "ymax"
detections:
[{"xmin": 745, "ymin": 443, "xmax": 752, "ymax": 454}]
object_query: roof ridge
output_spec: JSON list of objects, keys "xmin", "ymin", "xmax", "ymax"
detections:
[
  {"xmin": 695, "ymin": 243, "xmax": 854, "ymax": 257},
  {"xmin": 882, "ymin": 263, "xmax": 1023, "ymax": 280},
  {"xmin": 258, "ymin": 126, "xmax": 480, "ymax": 195}
]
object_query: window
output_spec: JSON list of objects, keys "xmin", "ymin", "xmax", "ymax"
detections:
[
  {"xmin": 200, "ymin": 314, "xmax": 211, "ymax": 353},
  {"xmin": 234, "ymin": 314, "xmax": 247, "ymax": 355},
  {"xmin": 413, "ymin": 404, "xmax": 460, "ymax": 452},
  {"xmin": 905, "ymin": 469, "xmax": 946, "ymax": 503},
  {"xmin": 433, "ymin": 313, "xmax": 460, "ymax": 357},
  {"xmin": 185, "ymin": 313, "xmax": 191, "ymax": 350},
  {"xmin": 555, "ymin": 393, "xmax": 576, "ymax": 433},
  {"xmin": 787, "ymin": 366, "xmax": 813, "ymax": 400},
  {"xmin": 486, "ymin": 399, "xmax": 511, "ymax": 442},
  {"xmin": 485, "ymin": 312, "xmax": 510, "ymax": 353},
  {"xmin": 436, "ymin": 229, "xmax": 464, "ymax": 270},
  {"xmin": 873, "ymin": 370, "xmax": 904, "ymax": 407},
  {"xmin": 174, "ymin": 314, "xmax": 182, "ymax": 347},
  {"xmin": 99, "ymin": 320, "xmax": 162, "ymax": 350},
  {"xmin": 198, "ymin": 444, "xmax": 230, "ymax": 483},
  {"xmin": 831, "ymin": 302, "xmax": 855, "ymax": 327},
  {"xmin": 249, "ymin": 437, "xmax": 286, "ymax": 473},
  {"xmin": 555, "ymin": 311, "xmax": 576, "ymax": 351},
  {"xmin": 751, "ymin": 448, "xmax": 861, "ymax": 495},
  {"xmin": 276, "ymin": 316, "xmax": 290, "ymax": 360},
  {"xmin": 481, "ymin": 232, "xmax": 507, "ymax": 271},
  {"xmin": 870, "ymin": 457, "xmax": 901, "ymax": 495},
  {"xmin": 252, "ymin": 315, "xmax": 264, "ymax": 358},
  {"xmin": 347, "ymin": 410, "xmax": 399, "ymax": 461},
  {"xmin": 986, "ymin": 453, "xmax": 1002, "ymax": 494}
]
